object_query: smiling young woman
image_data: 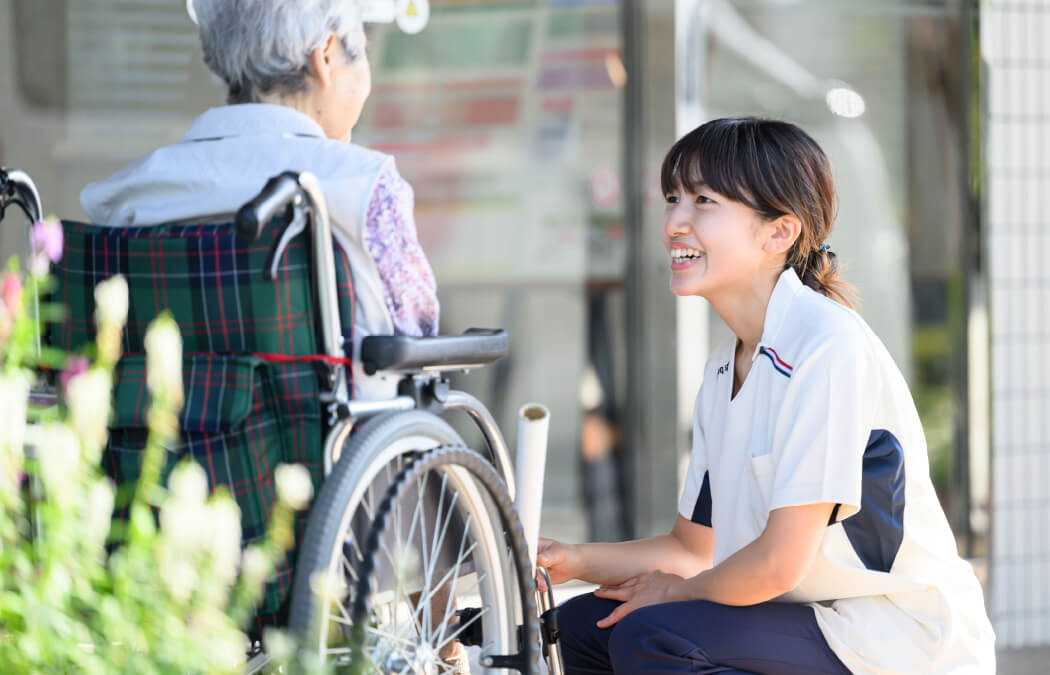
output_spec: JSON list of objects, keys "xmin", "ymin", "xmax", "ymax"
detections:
[{"xmin": 537, "ymin": 118, "xmax": 995, "ymax": 675}]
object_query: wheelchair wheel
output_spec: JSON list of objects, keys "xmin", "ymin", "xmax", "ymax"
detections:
[
  {"xmin": 289, "ymin": 411, "xmax": 467, "ymax": 658},
  {"xmin": 350, "ymin": 446, "xmax": 538, "ymax": 674}
]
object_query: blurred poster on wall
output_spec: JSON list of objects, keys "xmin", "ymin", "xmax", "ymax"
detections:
[{"xmin": 355, "ymin": 0, "xmax": 626, "ymax": 285}]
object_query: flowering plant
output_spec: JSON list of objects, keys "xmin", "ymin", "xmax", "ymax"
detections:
[{"xmin": 0, "ymin": 219, "xmax": 322, "ymax": 673}]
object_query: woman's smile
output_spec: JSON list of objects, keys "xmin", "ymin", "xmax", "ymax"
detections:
[{"xmin": 670, "ymin": 244, "xmax": 705, "ymax": 270}]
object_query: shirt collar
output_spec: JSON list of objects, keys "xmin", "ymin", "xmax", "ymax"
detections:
[
  {"xmin": 180, "ymin": 103, "xmax": 326, "ymax": 142},
  {"xmin": 752, "ymin": 267, "xmax": 803, "ymax": 360}
]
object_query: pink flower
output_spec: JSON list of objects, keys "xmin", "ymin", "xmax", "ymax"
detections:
[
  {"xmin": 30, "ymin": 219, "xmax": 63, "ymax": 263},
  {"xmin": 1, "ymin": 273, "xmax": 22, "ymax": 315},
  {"xmin": 60, "ymin": 356, "xmax": 91, "ymax": 395},
  {"xmin": 0, "ymin": 306, "xmax": 10, "ymax": 343}
]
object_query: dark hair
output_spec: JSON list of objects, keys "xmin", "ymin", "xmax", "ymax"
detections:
[{"xmin": 660, "ymin": 117, "xmax": 854, "ymax": 308}]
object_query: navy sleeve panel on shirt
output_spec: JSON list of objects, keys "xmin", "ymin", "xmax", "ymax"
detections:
[
  {"xmin": 690, "ymin": 471, "xmax": 713, "ymax": 527},
  {"xmin": 842, "ymin": 429, "xmax": 906, "ymax": 573}
]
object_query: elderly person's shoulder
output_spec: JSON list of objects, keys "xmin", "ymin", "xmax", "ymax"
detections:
[
  {"xmin": 80, "ymin": 102, "xmax": 395, "ymax": 228},
  {"xmin": 82, "ymin": 0, "xmax": 389, "ymax": 227}
]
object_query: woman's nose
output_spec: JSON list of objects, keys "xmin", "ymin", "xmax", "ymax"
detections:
[{"xmin": 664, "ymin": 208, "xmax": 692, "ymax": 238}]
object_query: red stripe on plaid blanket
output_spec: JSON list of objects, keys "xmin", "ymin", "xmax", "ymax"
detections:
[
  {"xmin": 116, "ymin": 352, "xmax": 354, "ymax": 366},
  {"xmin": 252, "ymin": 352, "xmax": 355, "ymax": 367}
]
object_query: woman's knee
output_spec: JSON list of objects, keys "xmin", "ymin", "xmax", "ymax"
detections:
[
  {"xmin": 557, "ymin": 593, "xmax": 621, "ymax": 668},
  {"xmin": 607, "ymin": 602, "xmax": 720, "ymax": 673},
  {"xmin": 607, "ymin": 605, "xmax": 674, "ymax": 671}
]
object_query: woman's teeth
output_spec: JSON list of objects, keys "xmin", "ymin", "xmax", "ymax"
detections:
[{"xmin": 671, "ymin": 248, "xmax": 704, "ymax": 261}]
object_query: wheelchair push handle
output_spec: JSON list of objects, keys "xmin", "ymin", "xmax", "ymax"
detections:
[
  {"xmin": 0, "ymin": 167, "xmax": 44, "ymax": 225},
  {"xmin": 235, "ymin": 171, "xmax": 302, "ymax": 240}
]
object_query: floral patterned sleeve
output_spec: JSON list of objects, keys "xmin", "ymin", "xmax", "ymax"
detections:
[{"xmin": 362, "ymin": 162, "xmax": 440, "ymax": 337}]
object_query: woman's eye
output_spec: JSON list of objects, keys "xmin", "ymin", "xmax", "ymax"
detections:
[
  {"xmin": 696, "ymin": 195, "xmax": 714, "ymax": 205},
  {"xmin": 665, "ymin": 195, "xmax": 680, "ymax": 204}
]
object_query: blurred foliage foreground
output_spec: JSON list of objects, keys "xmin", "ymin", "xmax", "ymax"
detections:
[{"xmin": 0, "ymin": 217, "xmax": 321, "ymax": 673}]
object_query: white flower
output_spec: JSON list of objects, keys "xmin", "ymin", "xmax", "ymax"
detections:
[
  {"xmin": 310, "ymin": 569, "xmax": 346, "ymax": 604},
  {"xmin": 262, "ymin": 628, "xmax": 296, "ymax": 665},
  {"xmin": 93, "ymin": 275, "xmax": 128, "ymax": 329},
  {"xmin": 144, "ymin": 316, "xmax": 182, "ymax": 403},
  {"xmin": 30, "ymin": 423, "xmax": 81, "ymax": 501},
  {"xmin": 168, "ymin": 461, "xmax": 207, "ymax": 505},
  {"xmin": 207, "ymin": 629, "xmax": 247, "ymax": 673},
  {"xmin": 240, "ymin": 546, "xmax": 270, "ymax": 588},
  {"xmin": 161, "ymin": 557, "xmax": 199, "ymax": 604},
  {"xmin": 66, "ymin": 369, "xmax": 112, "ymax": 453},
  {"xmin": 0, "ymin": 373, "xmax": 30, "ymax": 492},
  {"xmin": 48, "ymin": 564, "xmax": 72, "ymax": 601},
  {"xmin": 85, "ymin": 478, "xmax": 115, "ymax": 555},
  {"xmin": 207, "ymin": 496, "xmax": 242, "ymax": 586},
  {"xmin": 160, "ymin": 498, "xmax": 210, "ymax": 556},
  {"xmin": 274, "ymin": 463, "xmax": 313, "ymax": 510}
]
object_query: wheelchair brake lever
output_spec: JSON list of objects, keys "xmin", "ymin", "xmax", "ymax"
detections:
[{"xmin": 266, "ymin": 205, "xmax": 308, "ymax": 281}]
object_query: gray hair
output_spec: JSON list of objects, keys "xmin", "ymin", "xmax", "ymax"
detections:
[{"xmin": 192, "ymin": 0, "xmax": 364, "ymax": 104}]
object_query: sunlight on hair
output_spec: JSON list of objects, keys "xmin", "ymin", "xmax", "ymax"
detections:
[{"xmin": 825, "ymin": 87, "xmax": 866, "ymax": 118}]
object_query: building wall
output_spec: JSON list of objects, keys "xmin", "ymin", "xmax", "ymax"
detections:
[{"xmin": 984, "ymin": 0, "xmax": 1050, "ymax": 648}]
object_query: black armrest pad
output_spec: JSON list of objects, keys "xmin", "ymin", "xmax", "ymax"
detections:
[{"xmin": 360, "ymin": 328, "xmax": 509, "ymax": 375}]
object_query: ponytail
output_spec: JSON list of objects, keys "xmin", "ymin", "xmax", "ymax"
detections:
[{"xmin": 788, "ymin": 243, "xmax": 854, "ymax": 309}]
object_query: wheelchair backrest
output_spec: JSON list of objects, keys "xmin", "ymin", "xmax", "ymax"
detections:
[
  {"xmin": 49, "ymin": 218, "xmax": 358, "ymax": 623},
  {"xmin": 51, "ymin": 219, "xmax": 356, "ymax": 358}
]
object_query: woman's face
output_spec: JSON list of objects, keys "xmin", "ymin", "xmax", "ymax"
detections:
[
  {"xmin": 662, "ymin": 182, "xmax": 770, "ymax": 299},
  {"xmin": 315, "ymin": 26, "xmax": 372, "ymax": 141}
]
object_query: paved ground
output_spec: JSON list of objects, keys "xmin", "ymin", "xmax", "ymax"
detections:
[{"xmin": 998, "ymin": 646, "xmax": 1050, "ymax": 674}]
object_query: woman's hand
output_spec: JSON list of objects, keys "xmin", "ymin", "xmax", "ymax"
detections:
[
  {"xmin": 535, "ymin": 537, "xmax": 582, "ymax": 592},
  {"xmin": 592, "ymin": 571, "xmax": 687, "ymax": 628}
]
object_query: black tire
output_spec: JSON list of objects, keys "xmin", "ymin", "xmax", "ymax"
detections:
[
  {"xmin": 350, "ymin": 446, "xmax": 539, "ymax": 674},
  {"xmin": 289, "ymin": 411, "xmax": 466, "ymax": 645}
]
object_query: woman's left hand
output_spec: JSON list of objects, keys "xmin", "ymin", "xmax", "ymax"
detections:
[{"xmin": 592, "ymin": 571, "xmax": 688, "ymax": 628}]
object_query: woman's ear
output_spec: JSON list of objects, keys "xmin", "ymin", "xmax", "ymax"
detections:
[
  {"xmin": 764, "ymin": 214, "xmax": 802, "ymax": 256},
  {"xmin": 309, "ymin": 33, "xmax": 341, "ymax": 91}
]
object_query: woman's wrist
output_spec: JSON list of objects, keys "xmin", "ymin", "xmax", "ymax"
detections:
[
  {"xmin": 569, "ymin": 542, "xmax": 591, "ymax": 581},
  {"xmin": 671, "ymin": 570, "xmax": 706, "ymax": 603}
]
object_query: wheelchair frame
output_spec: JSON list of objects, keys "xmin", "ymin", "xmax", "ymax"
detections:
[{"xmin": 1, "ymin": 166, "xmax": 565, "ymax": 675}]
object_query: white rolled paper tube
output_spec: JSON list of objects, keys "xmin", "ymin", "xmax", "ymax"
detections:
[{"xmin": 515, "ymin": 403, "xmax": 550, "ymax": 575}]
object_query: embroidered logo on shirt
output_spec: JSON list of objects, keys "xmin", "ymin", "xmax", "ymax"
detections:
[
  {"xmin": 717, "ymin": 362, "xmax": 730, "ymax": 377},
  {"xmin": 758, "ymin": 347, "xmax": 793, "ymax": 378}
]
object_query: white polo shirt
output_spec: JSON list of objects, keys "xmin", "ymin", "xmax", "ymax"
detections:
[{"xmin": 678, "ymin": 268, "xmax": 995, "ymax": 674}]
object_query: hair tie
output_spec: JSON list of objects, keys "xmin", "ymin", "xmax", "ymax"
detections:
[{"xmin": 818, "ymin": 243, "xmax": 831, "ymax": 253}]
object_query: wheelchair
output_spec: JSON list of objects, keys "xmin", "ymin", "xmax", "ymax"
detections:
[{"xmin": 1, "ymin": 167, "xmax": 565, "ymax": 674}]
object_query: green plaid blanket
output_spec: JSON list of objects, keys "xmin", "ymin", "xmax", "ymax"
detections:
[{"xmin": 52, "ymin": 219, "xmax": 357, "ymax": 633}]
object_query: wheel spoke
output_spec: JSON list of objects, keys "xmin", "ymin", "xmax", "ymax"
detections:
[
  {"xmin": 338, "ymin": 447, "xmax": 533, "ymax": 672},
  {"xmin": 362, "ymin": 480, "xmax": 376, "ymax": 522},
  {"xmin": 410, "ymin": 568, "xmax": 485, "ymax": 642},
  {"xmin": 436, "ymin": 655, "xmax": 463, "ymax": 674},
  {"xmin": 341, "ymin": 551, "xmax": 358, "ymax": 585},
  {"xmin": 415, "ymin": 470, "xmax": 432, "ymax": 637},
  {"xmin": 323, "ymin": 646, "xmax": 352, "ymax": 656},
  {"xmin": 364, "ymin": 624, "xmax": 417, "ymax": 648},
  {"xmin": 434, "ymin": 511, "xmax": 474, "ymax": 649},
  {"xmin": 425, "ymin": 473, "xmax": 453, "ymax": 595},
  {"xmin": 388, "ymin": 487, "xmax": 426, "ymax": 642}
]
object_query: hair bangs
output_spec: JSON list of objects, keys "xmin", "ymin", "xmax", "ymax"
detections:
[{"xmin": 660, "ymin": 119, "xmax": 778, "ymax": 216}]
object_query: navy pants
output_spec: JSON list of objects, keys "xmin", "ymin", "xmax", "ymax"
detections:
[{"xmin": 557, "ymin": 593, "xmax": 851, "ymax": 674}]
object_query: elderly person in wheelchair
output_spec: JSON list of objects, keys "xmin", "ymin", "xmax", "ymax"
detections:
[
  {"xmin": 82, "ymin": 0, "xmax": 436, "ymax": 400},
  {"xmin": 29, "ymin": 0, "xmax": 556, "ymax": 672}
]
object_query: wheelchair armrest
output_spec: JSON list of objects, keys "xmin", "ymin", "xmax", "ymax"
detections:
[{"xmin": 360, "ymin": 328, "xmax": 509, "ymax": 375}]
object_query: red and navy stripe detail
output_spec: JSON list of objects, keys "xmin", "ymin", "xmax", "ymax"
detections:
[{"xmin": 759, "ymin": 346, "xmax": 793, "ymax": 378}]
